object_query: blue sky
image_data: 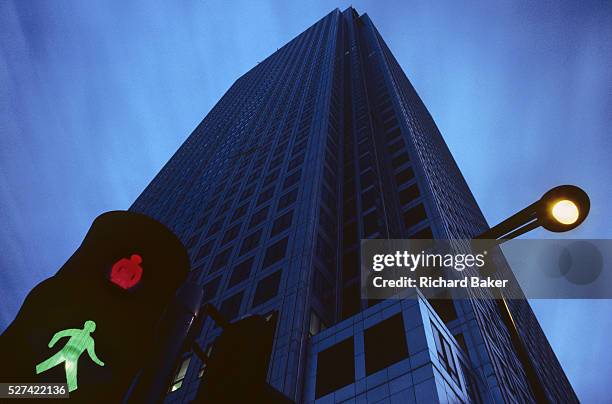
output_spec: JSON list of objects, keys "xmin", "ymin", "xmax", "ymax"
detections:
[{"xmin": 1, "ymin": 1, "xmax": 611, "ymax": 401}]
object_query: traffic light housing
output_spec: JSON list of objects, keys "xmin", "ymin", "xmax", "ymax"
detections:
[
  {"xmin": 0, "ymin": 211, "xmax": 190, "ymax": 402},
  {"xmin": 195, "ymin": 312, "xmax": 292, "ymax": 403}
]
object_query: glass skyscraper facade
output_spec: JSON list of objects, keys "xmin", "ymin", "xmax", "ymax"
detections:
[{"xmin": 130, "ymin": 8, "xmax": 577, "ymax": 403}]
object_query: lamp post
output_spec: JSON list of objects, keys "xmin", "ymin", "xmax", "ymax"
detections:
[
  {"xmin": 475, "ymin": 184, "xmax": 590, "ymax": 242},
  {"xmin": 474, "ymin": 184, "xmax": 589, "ymax": 402}
]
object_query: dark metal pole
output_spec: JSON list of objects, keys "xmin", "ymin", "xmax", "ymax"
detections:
[
  {"xmin": 475, "ymin": 213, "xmax": 549, "ymax": 402},
  {"xmin": 498, "ymin": 219, "xmax": 540, "ymax": 241},
  {"xmin": 473, "ymin": 185, "xmax": 590, "ymax": 402},
  {"xmin": 125, "ymin": 282, "xmax": 203, "ymax": 403},
  {"xmin": 474, "ymin": 201, "xmax": 538, "ymax": 240},
  {"xmin": 492, "ymin": 296, "xmax": 548, "ymax": 402}
]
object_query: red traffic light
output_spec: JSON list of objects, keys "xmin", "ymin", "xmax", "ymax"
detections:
[{"xmin": 110, "ymin": 254, "xmax": 143, "ymax": 290}]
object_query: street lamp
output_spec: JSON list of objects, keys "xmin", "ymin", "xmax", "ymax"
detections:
[
  {"xmin": 472, "ymin": 184, "xmax": 589, "ymax": 402},
  {"xmin": 550, "ymin": 200, "xmax": 579, "ymax": 225},
  {"xmin": 538, "ymin": 185, "xmax": 590, "ymax": 232},
  {"xmin": 476, "ymin": 185, "xmax": 590, "ymax": 242}
]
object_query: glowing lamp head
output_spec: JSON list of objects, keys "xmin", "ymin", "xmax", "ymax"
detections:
[
  {"xmin": 551, "ymin": 199, "xmax": 579, "ymax": 225},
  {"xmin": 110, "ymin": 254, "xmax": 143, "ymax": 290},
  {"xmin": 539, "ymin": 185, "xmax": 590, "ymax": 232}
]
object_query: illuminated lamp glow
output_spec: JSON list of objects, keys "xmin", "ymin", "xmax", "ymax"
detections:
[{"xmin": 551, "ymin": 200, "xmax": 579, "ymax": 225}]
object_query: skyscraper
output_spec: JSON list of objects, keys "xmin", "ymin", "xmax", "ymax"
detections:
[{"xmin": 130, "ymin": 8, "xmax": 577, "ymax": 403}]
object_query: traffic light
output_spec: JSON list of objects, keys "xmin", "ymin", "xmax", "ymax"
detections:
[
  {"xmin": 195, "ymin": 312, "xmax": 293, "ymax": 403},
  {"xmin": 0, "ymin": 211, "xmax": 190, "ymax": 402}
]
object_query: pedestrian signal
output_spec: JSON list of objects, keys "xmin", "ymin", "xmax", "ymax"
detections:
[
  {"xmin": 110, "ymin": 254, "xmax": 144, "ymax": 290},
  {"xmin": 35, "ymin": 320, "xmax": 104, "ymax": 392},
  {"xmin": 0, "ymin": 211, "xmax": 190, "ymax": 402}
]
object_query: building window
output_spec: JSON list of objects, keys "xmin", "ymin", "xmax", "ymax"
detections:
[
  {"xmin": 359, "ymin": 153, "xmax": 373, "ymax": 171},
  {"xmin": 360, "ymin": 170, "xmax": 375, "ymax": 188},
  {"xmin": 319, "ymin": 208, "xmax": 335, "ymax": 237},
  {"xmin": 404, "ymin": 203, "xmax": 427, "ymax": 229},
  {"xmin": 240, "ymin": 186, "xmax": 255, "ymax": 200},
  {"xmin": 198, "ymin": 345, "xmax": 214, "ymax": 379},
  {"xmin": 252, "ymin": 271, "xmax": 282, "ymax": 307},
  {"xmin": 271, "ymin": 211, "xmax": 293, "ymax": 236},
  {"xmin": 249, "ymin": 206, "xmax": 269, "ymax": 228},
  {"xmin": 411, "ymin": 226, "xmax": 433, "ymax": 239},
  {"xmin": 321, "ymin": 185, "xmax": 336, "ymax": 210},
  {"xmin": 316, "ymin": 234, "xmax": 334, "ymax": 266},
  {"xmin": 195, "ymin": 240, "xmax": 215, "ymax": 261},
  {"xmin": 254, "ymin": 156, "xmax": 266, "ymax": 169},
  {"xmin": 387, "ymin": 139, "xmax": 405, "ymax": 155},
  {"xmin": 210, "ymin": 247, "xmax": 232, "ymax": 273},
  {"xmin": 313, "ymin": 268, "xmax": 333, "ymax": 306},
  {"xmin": 270, "ymin": 155, "xmax": 284, "ymax": 169},
  {"xmin": 364, "ymin": 314, "xmax": 409, "ymax": 376},
  {"xmin": 222, "ymin": 223, "xmax": 241, "ymax": 244},
  {"xmin": 228, "ymin": 257, "xmax": 254, "ymax": 288},
  {"xmin": 220, "ymin": 292, "xmax": 243, "ymax": 321},
  {"xmin": 278, "ymin": 188, "xmax": 298, "ymax": 211},
  {"xmin": 323, "ymin": 168, "xmax": 335, "ymax": 191},
  {"xmin": 231, "ymin": 204, "xmax": 248, "ymax": 221},
  {"xmin": 342, "ymin": 251, "xmax": 358, "ymax": 280},
  {"xmin": 185, "ymin": 234, "xmax": 199, "ymax": 250},
  {"xmin": 240, "ymin": 230, "xmax": 262, "ymax": 255},
  {"xmin": 256, "ymin": 187, "xmax": 275, "ymax": 206},
  {"xmin": 263, "ymin": 170, "xmax": 280, "ymax": 187},
  {"xmin": 215, "ymin": 181, "xmax": 227, "ymax": 194},
  {"xmin": 341, "ymin": 283, "xmax": 360, "ymax": 319},
  {"xmin": 202, "ymin": 276, "xmax": 221, "ymax": 302},
  {"xmin": 292, "ymin": 139, "xmax": 308, "ymax": 155},
  {"xmin": 361, "ymin": 188, "xmax": 377, "ymax": 210},
  {"xmin": 396, "ymin": 166, "xmax": 415, "ymax": 184},
  {"xmin": 226, "ymin": 183, "xmax": 239, "ymax": 197},
  {"xmin": 386, "ymin": 127, "xmax": 401, "ymax": 141},
  {"xmin": 399, "ymin": 183, "xmax": 419, "ymax": 205},
  {"xmin": 288, "ymin": 154, "xmax": 305, "ymax": 171},
  {"xmin": 195, "ymin": 215, "xmax": 209, "ymax": 230},
  {"xmin": 217, "ymin": 199, "xmax": 232, "ymax": 215},
  {"xmin": 429, "ymin": 299, "xmax": 458, "ymax": 323},
  {"xmin": 309, "ymin": 310, "xmax": 327, "ymax": 337},
  {"xmin": 344, "ymin": 176, "xmax": 355, "ymax": 197},
  {"xmin": 460, "ymin": 360, "xmax": 483, "ymax": 404},
  {"xmin": 206, "ymin": 219, "xmax": 224, "ymax": 237},
  {"xmin": 204, "ymin": 198, "xmax": 219, "ymax": 212},
  {"xmin": 391, "ymin": 153, "xmax": 410, "ymax": 169},
  {"xmin": 262, "ymin": 237, "xmax": 288, "ymax": 268},
  {"xmin": 283, "ymin": 169, "xmax": 301, "ymax": 189},
  {"xmin": 274, "ymin": 143, "xmax": 287, "ymax": 156},
  {"xmin": 380, "ymin": 106, "xmax": 395, "ymax": 123},
  {"xmin": 363, "ymin": 211, "xmax": 379, "ymax": 236},
  {"xmin": 343, "ymin": 221, "xmax": 358, "ymax": 248},
  {"xmin": 383, "ymin": 117, "xmax": 398, "ymax": 131},
  {"xmin": 454, "ymin": 333, "xmax": 468, "ymax": 356},
  {"xmin": 169, "ymin": 356, "xmax": 191, "ymax": 392},
  {"xmin": 315, "ymin": 337, "xmax": 355, "ymax": 398},
  {"xmin": 431, "ymin": 322, "xmax": 460, "ymax": 385},
  {"xmin": 358, "ymin": 139, "xmax": 370, "ymax": 156}
]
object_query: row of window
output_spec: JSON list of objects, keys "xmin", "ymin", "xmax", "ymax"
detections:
[
  {"xmin": 193, "ymin": 185, "xmax": 297, "ymax": 263},
  {"xmin": 202, "ymin": 236, "xmax": 288, "ymax": 308},
  {"xmin": 164, "ymin": 15, "xmax": 336, "ymax": 396},
  {"xmin": 197, "ymin": 208, "xmax": 293, "ymax": 279},
  {"xmin": 315, "ymin": 313, "xmax": 409, "ymax": 398}
]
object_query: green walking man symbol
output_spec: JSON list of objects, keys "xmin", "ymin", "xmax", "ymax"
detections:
[{"xmin": 35, "ymin": 320, "xmax": 105, "ymax": 392}]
